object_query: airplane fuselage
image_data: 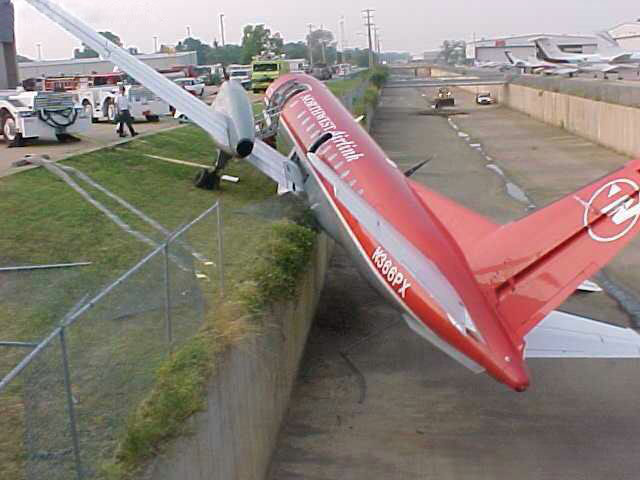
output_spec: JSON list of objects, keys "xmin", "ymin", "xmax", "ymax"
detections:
[{"xmin": 266, "ymin": 75, "xmax": 531, "ymax": 391}]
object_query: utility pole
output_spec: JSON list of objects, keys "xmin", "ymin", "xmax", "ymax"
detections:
[
  {"xmin": 362, "ymin": 8, "xmax": 375, "ymax": 68},
  {"xmin": 320, "ymin": 24, "xmax": 327, "ymax": 63},
  {"xmin": 153, "ymin": 36, "xmax": 158, "ymax": 53},
  {"xmin": 307, "ymin": 23, "xmax": 314, "ymax": 66},
  {"xmin": 219, "ymin": 14, "xmax": 226, "ymax": 46}
]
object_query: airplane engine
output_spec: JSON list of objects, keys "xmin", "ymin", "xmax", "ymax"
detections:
[{"xmin": 212, "ymin": 80, "xmax": 255, "ymax": 158}]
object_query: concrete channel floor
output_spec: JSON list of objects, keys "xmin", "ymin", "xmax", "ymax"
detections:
[{"xmin": 267, "ymin": 86, "xmax": 640, "ymax": 479}]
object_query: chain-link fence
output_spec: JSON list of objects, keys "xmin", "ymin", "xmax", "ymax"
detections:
[{"xmin": 0, "ymin": 201, "xmax": 223, "ymax": 480}]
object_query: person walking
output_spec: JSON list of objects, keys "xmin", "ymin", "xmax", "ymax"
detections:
[{"xmin": 116, "ymin": 85, "xmax": 137, "ymax": 138}]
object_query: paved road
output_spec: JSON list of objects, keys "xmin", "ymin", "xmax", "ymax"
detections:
[{"xmin": 268, "ymin": 86, "xmax": 640, "ymax": 479}]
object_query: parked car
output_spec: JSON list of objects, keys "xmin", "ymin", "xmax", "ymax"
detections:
[
  {"xmin": 174, "ymin": 78, "xmax": 205, "ymax": 97},
  {"xmin": 476, "ymin": 92, "xmax": 496, "ymax": 105},
  {"xmin": 311, "ymin": 63, "xmax": 333, "ymax": 81}
]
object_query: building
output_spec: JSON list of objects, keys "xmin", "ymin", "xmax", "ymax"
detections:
[
  {"xmin": 466, "ymin": 34, "xmax": 597, "ymax": 63},
  {"xmin": 0, "ymin": 0, "xmax": 18, "ymax": 89},
  {"xmin": 609, "ymin": 20, "xmax": 640, "ymax": 50},
  {"xmin": 18, "ymin": 51, "xmax": 197, "ymax": 80}
]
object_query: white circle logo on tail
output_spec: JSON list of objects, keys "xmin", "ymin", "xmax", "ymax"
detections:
[{"xmin": 584, "ymin": 179, "xmax": 640, "ymax": 243}]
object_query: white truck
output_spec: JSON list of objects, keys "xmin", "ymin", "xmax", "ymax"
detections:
[
  {"xmin": 0, "ymin": 89, "xmax": 91, "ymax": 147},
  {"xmin": 41, "ymin": 73, "xmax": 170, "ymax": 123},
  {"xmin": 75, "ymin": 84, "xmax": 170, "ymax": 123},
  {"xmin": 226, "ymin": 65, "xmax": 252, "ymax": 90}
]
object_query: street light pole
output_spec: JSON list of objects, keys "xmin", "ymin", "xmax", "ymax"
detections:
[
  {"xmin": 219, "ymin": 14, "xmax": 226, "ymax": 46},
  {"xmin": 153, "ymin": 36, "xmax": 158, "ymax": 53},
  {"xmin": 186, "ymin": 26, "xmax": 191, "ymax": 38},
  {"xmin": 307, "ymin": 23, "xmax": 314, "ymax": 66},
  {"xmin": 36, "ymin": 43, "xmax": 42, "ymax": 61}
]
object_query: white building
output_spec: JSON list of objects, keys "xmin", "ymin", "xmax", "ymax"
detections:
[
  {"xmin": 466, "ymin": 34, "xmax": 597, "ymax": 63},
  {"xmin": 19, "ymin": 51, "xmax": 197, "ymax": 80},
  {"xmin": 609, "ymin": 20, "xmax": 640, "ymax": 50}
]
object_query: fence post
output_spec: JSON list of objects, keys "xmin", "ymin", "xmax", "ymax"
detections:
[
  {"xmin": 216, "ymin": 202, "xmax": 225, "ymax": 299},
  {"xmin": 163, "ymin": 240, "xmax": 173, "ymax": 350},
  {"xmin": 59, "ymin": 326, "xmax": 83, "ymax": 480}
]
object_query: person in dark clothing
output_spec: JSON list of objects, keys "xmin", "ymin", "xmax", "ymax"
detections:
[{"xmin": 116, "ymin": 85, "xmax": 137, "ymax": 138}]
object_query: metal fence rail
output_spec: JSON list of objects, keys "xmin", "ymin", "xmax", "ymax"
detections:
[{"xmin": 0, "ymin": 201, "xmax": 223, "ymax": 480}]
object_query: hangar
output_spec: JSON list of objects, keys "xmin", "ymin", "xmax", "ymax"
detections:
[
  {"xmin": 466, "ymin": 34, "xmax": 597, "ymax": 63},
  {"xmin": 609, "ymin": 20, "xmax": 640, "ymax": 51},
  {"xmin": 18, "ymin": 51, "xmax": 197, "ymax": 80}
]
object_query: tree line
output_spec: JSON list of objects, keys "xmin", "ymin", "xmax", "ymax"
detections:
[{"xmin": 71, "ymin": 27, "xmax": 394, "ymax": 67}]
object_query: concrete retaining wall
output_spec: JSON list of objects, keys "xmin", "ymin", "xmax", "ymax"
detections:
[
  {"xmin": 431, "ymin": 67, "xmax": 640, "ymax": 158},
  {"xmin": 145, "ymin": 234, "xmax": 333, "ymax": 480}
]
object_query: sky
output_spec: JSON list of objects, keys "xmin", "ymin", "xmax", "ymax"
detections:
[{"xmin": 13, "ymin": 0, "xmax": 640, "ymax": 60}]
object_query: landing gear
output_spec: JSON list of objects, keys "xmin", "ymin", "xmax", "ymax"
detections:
[
  {"xmin": 2, "ymin": 113, "xmax": 25, "ymax": 147},
  {"xmin": 194, "ymin": 169, "xmax": 220, "ymax": 190},
  {"xmin": 193, "ymin": 151, "xmax": 232, "ymax": 190}
]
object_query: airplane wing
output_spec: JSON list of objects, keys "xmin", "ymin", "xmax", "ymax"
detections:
[
  {"xmin": 25, "ymin": 0, "xmax": 304, "ymax": 192},
  {"xmin": 610, "ymin": 53, "xmax": 633, "ymax": 64},
  {"xmin": 246, "ymin": 141, "xmax": 305, "ymax": 193},
  {"xmin": 525, "ymin": 311, "xmax": 640, "ymax": 358},
  {"xmin": 25, "ymin": 0, "xmax": 229, "ymax": 150}
]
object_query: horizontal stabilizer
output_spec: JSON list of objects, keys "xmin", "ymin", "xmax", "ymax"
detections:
[
  {"xmin": 469, "ymin": 159, "xmax": 640, "ymax": 338},
  {"xmin": 525, "ymin": 311, "xmax": 640, "ymax": 358}
]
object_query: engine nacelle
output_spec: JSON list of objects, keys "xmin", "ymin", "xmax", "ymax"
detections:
[{"xmin": 212, "ymin": 80, "xmax": 255, "ymax": 158}]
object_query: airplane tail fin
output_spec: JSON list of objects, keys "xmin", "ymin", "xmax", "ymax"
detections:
[
  {"xmin": 409, "ymin": 160, "xmax": 640, "ymax": 341},
  {"xmin": 504, "ymin": 50, "xmax": 516, "ymax": 65},
  {"xmin": 596, "ymin": 31, "xmax": 620, "ymax": 51},
  {"xmin": 532, "ymin": 37, "xmax": 565, "ymax": 62}
]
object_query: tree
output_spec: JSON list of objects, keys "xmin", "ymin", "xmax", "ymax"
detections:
[
  {"xmin": 176, "ymin": 37, "xmax": 211, "ymax": 65},
  {"xmin": 283, "ymin": 42, "xmax": 308, "ymax": 60},
  {"xmin": 241, "ymin": 25, "xmax": 283, "ymax": 64},
  {"xmin": 306, "ymin": 29, "xmax": 336, "ymax": 64},
  {"xmin": 206, "ymin": 44, "xmax": 244, "ymax": 66},
  {"xmin": 438, "ymin": 40, "xmax": 466, "ymax": 65},
  {"xmin": 344, "ymin": 48, "xmax": 378, "ymax": 68},
  {"xmin": 74, "ymin": 31, "xmax": 122, "ymax": 59},
  {"xmin": 16, "ymin": 54, "xmax": 32, "ymax": 63}
]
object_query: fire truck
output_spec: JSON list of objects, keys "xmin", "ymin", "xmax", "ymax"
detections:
[
  {"xmin": 0, "ymin": 89, "xmax": 90, "ymax": 147},
  {"xmin": 42, "ymin": 73, "xmax": 170, "ymax": 123}
]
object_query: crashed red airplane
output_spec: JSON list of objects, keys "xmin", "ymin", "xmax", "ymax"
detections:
[{"xmin": 27, "ymin": 0, "xmax": 640, "ymax": 392}]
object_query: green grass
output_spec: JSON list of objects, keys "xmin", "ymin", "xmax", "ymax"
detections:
[
  {"xmin": 0, "ymin": 123, "xmax": 317, "ymax": 480},
  {"xmin": 326, "ymin": 70, "xmax": 370, "ymax": 97}
]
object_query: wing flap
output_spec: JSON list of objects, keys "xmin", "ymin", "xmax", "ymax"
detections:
[
  {"xmin": 525, "ymin": 311, "xmax": 640, "ymax": 358},
  {"xmin": 247, "ymin": 140, "xmax": 305, "ymax": 192}
]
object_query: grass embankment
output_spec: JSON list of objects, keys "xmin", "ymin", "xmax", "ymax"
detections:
[
  {"xmin": 327, "ymin": 66, "xmax": 390, "ymax": 119},
  {"xmin": 0, "ymin": 124, "xmax": 317, "ymax": 479}
]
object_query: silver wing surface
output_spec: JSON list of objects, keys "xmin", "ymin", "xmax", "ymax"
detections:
[
  {"xmin": 25, "ymin": 0, "xmax": 304, "ymax": 191},
  {"xmin": 525, "ymin": 311, "xmax": 640, "ymax": 358}
]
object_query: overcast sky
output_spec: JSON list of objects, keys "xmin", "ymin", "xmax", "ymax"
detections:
[{"xmin": 13, "ymin": 0, "xmax": 640, "ymax": 60}]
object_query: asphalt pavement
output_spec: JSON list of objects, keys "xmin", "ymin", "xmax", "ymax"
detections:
[{"xmin": 267, "ymin": 85, "xmax": 640, "ymax": 479}]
